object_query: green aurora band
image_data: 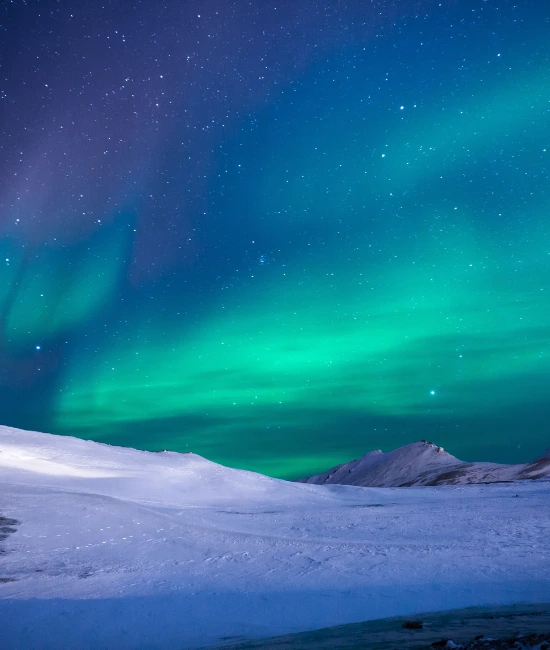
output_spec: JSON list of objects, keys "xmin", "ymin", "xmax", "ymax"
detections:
[
  {"xmin": 2, "ymin": 227, "xmax": 128, "ymax": 350},
  {"xmin": 56, "ymin": 213, "xmax": 550, "ymax": 476},
  {"xmin": 51, "ymin": 62, "xmax": 550, "ymax": 477},
  {"xmin": 1, "ymin": 48, "xmax": 547, "ymax": 477}
]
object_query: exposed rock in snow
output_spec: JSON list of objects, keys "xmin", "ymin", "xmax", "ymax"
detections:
[
  {"xmin": 297, "ymin": 441, "xmax": 550, "ymax": 487},
  {"xmin": 221, "ymin": 604, "xmax": 550, "ymax": 650}
]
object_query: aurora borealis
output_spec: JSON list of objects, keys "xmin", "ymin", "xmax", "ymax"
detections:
[{"xmin": 1, "ymin": 0, "xmax": 549, "ymax": 478}]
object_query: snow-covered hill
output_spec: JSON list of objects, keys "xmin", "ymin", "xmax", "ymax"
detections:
[
  {"xmin": 1, "ymin": 426, "xmax": 550, "ymax": 650},
  {"xmin": 297, "ymin": 440, "xmax": 550, "ymax": 487}
]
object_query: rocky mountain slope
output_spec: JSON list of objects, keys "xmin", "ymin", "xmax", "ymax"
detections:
[{"xmin": 297, "ymin": 441, "xmax": 550, "ymax": 487}]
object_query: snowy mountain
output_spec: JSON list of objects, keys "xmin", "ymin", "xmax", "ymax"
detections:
[
  {"xmin": 1, "ymin": 425, "xmax": 550, "ymax": 650},
  {"xmin": 297, "ymin": 440, "xmax": 550, "ymax": 488}
]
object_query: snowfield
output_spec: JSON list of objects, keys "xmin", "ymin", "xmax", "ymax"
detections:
[{"xmin": 1, "ymin": 425, "xmax": 549, "ymax": 649}]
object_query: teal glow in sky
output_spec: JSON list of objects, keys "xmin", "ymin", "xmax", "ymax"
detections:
[{"xmin": 1, "ymin": 0, "xmax": 549, "ymax": 478}]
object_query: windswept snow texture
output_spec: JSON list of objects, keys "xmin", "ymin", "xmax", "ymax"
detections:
[
  {"xmin": 297, "ymin": 441, "xmax": 550, "ymax": 487},
  {"xmin": 1, "ymin": 426, "xmax": 550, "ymax": 650}
]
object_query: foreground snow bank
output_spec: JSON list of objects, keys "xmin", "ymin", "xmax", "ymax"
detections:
[{"xmin": 1, "ymin": 426, "xmax": 549, "ymax": 649}]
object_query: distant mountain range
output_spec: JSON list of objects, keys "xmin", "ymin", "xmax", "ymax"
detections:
[{"xmin": 297, "ymin": 441, "xmax": 550, "ymax": 488}]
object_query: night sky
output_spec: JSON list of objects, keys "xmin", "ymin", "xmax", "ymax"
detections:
[{"xmin": 1, "ymin": 0, "xmax": 549, "ymax": 479}]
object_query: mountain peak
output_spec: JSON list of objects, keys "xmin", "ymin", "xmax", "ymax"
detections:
[{"xmin": 298, "ymin": 441, "xmax": 550, "ymax": 487}]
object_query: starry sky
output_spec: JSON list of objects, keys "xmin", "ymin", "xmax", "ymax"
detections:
[{"xmin": 1, "ymin": 0, "xmax": 549, "ymax": 479}]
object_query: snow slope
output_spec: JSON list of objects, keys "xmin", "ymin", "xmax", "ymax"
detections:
[
  {"xmin": 1, "ymin": 426, "xmax": 550, "ymax": 650},
  {"xmin": 297, "ymin": 440, "xmax": 550, "ymax": 487}
]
